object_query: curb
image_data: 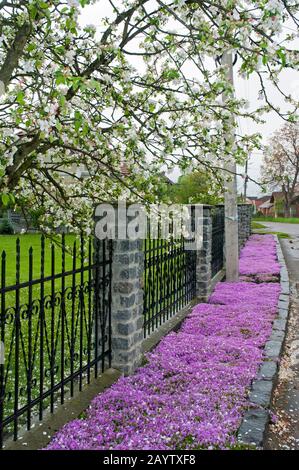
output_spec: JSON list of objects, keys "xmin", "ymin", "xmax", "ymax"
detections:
[{"xmin": 237, "ymin": 235, "xmax": 290, "ymax": 449}]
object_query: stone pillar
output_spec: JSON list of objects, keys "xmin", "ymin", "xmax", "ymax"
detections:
[
  {"xmin": 195, "ymin": 205, "xmax": 212, "ymax": 302},
  {"xmin": 237, "ymin": 204, "xmax": 252, "ymax": 249},
  {"xmin": 95, "ymin": 205, "xmax": 144, "ymax": 376},
  {"xmin": 110, "ymin": 239, "xmax": 144, "ymax": 375},
  {"xmin": 237, "ymin": 205, "xmax": 245, "ymax": 250}
]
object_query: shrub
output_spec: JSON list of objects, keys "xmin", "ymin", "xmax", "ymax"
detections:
[{"xmin": 0, "ymin": 218, "xmax": 14, "ymax": 234}]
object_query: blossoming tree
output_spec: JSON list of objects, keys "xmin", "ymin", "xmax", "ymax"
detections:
[
  {"xmin": 262, "ymin": 122, "xmax": 299, "ymax": 217},
  {"xmin": 0, "ymin": 0, "xmax": 298, "ymax": 230}
]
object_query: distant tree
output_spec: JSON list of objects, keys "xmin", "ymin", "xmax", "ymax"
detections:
[
  {"xmin": 166, "ymin": 170, "xmax": 223, "ymax": 205},
  {"xmin": 261, "ymin": 123, "xmax": 299, "ymax": 217}
]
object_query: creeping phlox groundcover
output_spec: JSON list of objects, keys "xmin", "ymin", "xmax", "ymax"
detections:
[
  {"xmin": 239, "ymin": 234, "xmax": 280, "ymax": 282},
  {"xmin": 46, "ymin": 235, "xmax": 280, "ymax": 450}
]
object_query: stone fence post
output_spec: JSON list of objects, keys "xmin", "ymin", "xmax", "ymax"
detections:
[
  {"xmin": 237, "ymin": 204, "xmax": 253, "ymax": 249},
  {"xmin": 195, "ymin": 205, "xmax": 212, "ymax": 302},
  {"xmin": 95, "ymin": 204, "xmax": 144, "ymax": 376}
]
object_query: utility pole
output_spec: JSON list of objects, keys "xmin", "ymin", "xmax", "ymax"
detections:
[
  {"xmin": 244, "ymin": 155, "xmax": 249, "ymax": 201},
  {"xmin": 222, "ymin": 51, "xmax": 239, "ymax": 281}
]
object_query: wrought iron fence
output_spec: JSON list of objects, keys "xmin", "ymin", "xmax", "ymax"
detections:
[
  {"xmin": 0, "ymin": 235, "xmax": 112, "ymax": 448},
  {"xmin": 211, "ymin": 206, "xmax": 225, "ymax": 278},
  {"xmin": 143, "ymin": 236, "xmax": 196, "ymax": 337}
]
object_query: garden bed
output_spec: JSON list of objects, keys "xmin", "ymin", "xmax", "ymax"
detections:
[{"xmin": 46, "ymin": 235, "xmax": 281, "ymax": 450}]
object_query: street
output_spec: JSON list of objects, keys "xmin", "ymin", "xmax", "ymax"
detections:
[{"xmin": 263, "ymin": 223, "xmax": 299, "ymax": 449}]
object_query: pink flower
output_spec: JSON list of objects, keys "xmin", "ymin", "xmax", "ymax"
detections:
[{"xmin": 46, "ymin": 235, "xmax": 280, "ymax": 450}]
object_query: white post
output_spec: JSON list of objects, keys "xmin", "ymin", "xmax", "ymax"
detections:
[{"xmin": 222, "ymin": 51, "xmax": 239, "ymax": 281}]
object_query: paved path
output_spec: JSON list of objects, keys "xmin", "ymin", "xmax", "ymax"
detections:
[
  {"xmin": 265, "ymin": 225, "xmax": 299, "ymax": 450},
  {"xmin": 259, "ymin": 221, "xmax": 299, "ymax": 237}
]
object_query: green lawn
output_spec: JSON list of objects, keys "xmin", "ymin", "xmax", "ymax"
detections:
[
  {"xmin": 0, "ymin": 234, "xmax": 77, "ymax": 285},
  {"xmin": 0, "ymin": 233, "xmax": 86, "ymax": 314},
  {"xmin": 252, "ymin": 230, "xmax": 290, "ymax": 239},
  {"xmin": 251, "ymin": 221, "xmax": 267, "ymax": 230},
  {"xmin": 253, "ymin": 216, "xmax": 299, "ymax": 224},
  {"xmin": 0, "ymin": 234, "xmax": 96, "ymax": 439},
  {"xmin": 143, "ymin": 238, "xmax": 195, "ymax": 336}
]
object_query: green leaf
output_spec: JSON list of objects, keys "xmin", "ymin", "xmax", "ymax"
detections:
[
  {"xmin": 27, "ymin": 43, "xmax": 37, "ymax": 52},
  {"xmin": 1, "ymin": 193, "xmax": 10, "ymax": 207},
  {"xmin": 56, "ymin": 121, "xmax": 62, "ymax": 132},
  {"xmin": 74, "ymin": 110, "xmax": 82, "ymax": 132},
  {"xmin": 71, "ymin": 77, "xmax": 82, "ymax": 91},
  {"xmin": 163, "ymin": 69, "xmax": 180, "ymax": 81},
  {"xmin": 56, "ymin": 74, "xmax": 66, "ymax": 86},
  {"xmin": 39, "ymin": 1, "xmax": 49, "ymax": 9},
  {"xmin": 82, "ymin": 123, "xmax": 89, "ymax": 137},
  {"xmin": 58, "ymin": 95, "xmax": 66, "ymax": 108},
  {"xmin": 277, "ymin": 48, "xmax": 287, "ymax": 67},
  {"xmin": 288, "ymin": 114, "xmax": 297, "ymax": 123},
  {"xmin": 28, "ymin": 5, "xmax": 38, "ymax": 19},
  {"xmin": 262, "ymin": 55, "xmax": 268, "ymax": 65},
  {"xmin": 16, "ymin": 91, "xmax": 25, "ymax": 105}
]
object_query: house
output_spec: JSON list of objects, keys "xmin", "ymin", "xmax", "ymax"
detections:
[
  {"xmin": 254, "ymin": 196, "xmax": 272, "ymax": 215},
  {"xmin": 259, "ymin": 199, "xmax": 273, "ymax": 216},
  {"xmin": 269, "ymin": 191, "xmax": 299, "ymax": 217},
  {"xmin": 292, "ymin": 195, "xmax": 299, "ymax": 216},
  {"xmin": 245, "ymin": 196, "xmax": 258, "ymax": 213},
  {"xmin": 254, "ymin": 189, "xmax": 299, "ymax": 217}
]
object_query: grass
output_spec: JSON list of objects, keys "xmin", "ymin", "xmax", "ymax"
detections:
[
  {"xmin": 0, "ymin": 234, "xmax": 77, "ymax": 285},
  {"xmin": 251, "ymin": 221, "xmax": 267, "ymax": 229},
  {"xmin": 253, "ymin": 216, "xmax": 299, "ymax": 224},
  {"xmin": 0, "ymin": 234, "xmax": 95, "ymax": 438},
  {"xmin": 251, "ymin": 220, "xmax": 291, "ymax": 239},
  {"xmin": 252, "ymin": 230, "xmax": 290, "ymax": 239},
  {"xmin": 143, "ymin": 238, "xmax": 195, "ymax": 335},
  {"xmin": 0, "ymin": 233, "xmax": 87, "ymax": 317}
]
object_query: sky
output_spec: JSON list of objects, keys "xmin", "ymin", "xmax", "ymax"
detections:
[
  {"xmin": 235, "ymin": 58, "xmax": 299, "ymax": 197},
  {"xmin": 79, "ymin": 1, "xmax": 299, "ymax": 197}
]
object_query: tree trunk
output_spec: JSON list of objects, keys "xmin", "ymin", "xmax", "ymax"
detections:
[{"xmin": 284, "ymin": 201, "xmax": 291, "ymax": 218}]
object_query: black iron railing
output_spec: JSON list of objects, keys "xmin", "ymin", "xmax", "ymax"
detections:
[
  {"xmin": 211, "ymin": 206, "xmax": 225, "ymax": 278},
  {"xmin": 0, "ymin": 235, "xmax": 112, "ymax": 448},
  {"xmin": 143, "ymin": 236, "xmax": 196, "ymax": 337}
]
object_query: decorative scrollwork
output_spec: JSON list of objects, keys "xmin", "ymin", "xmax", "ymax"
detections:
[
  {"xmin": 44, "ymin": 293, "xmax": 62, "ymax": 310},
  {"xmin": 1, "ymin": 236, "xmax": 113, "ymax": 448},
  {"xmin": 45, "ymin": 365, "xmax": 59, "ymax": 378},
  {"xmin": 4, "ymin": 307, "xmax": 15, "ymax": 326}
]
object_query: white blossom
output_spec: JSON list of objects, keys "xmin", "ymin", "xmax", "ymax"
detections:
[
  {"xmin": 65, "ymin": 50, "xmax": 76, "ymax": 65},
  {"xmin": 38, "ymin": 120, "xmax": 51, "ymax": 135},
  {"xmin": 57, "ymin": 84, "xmax": 69, "ymax": 95},
  {"xmin": 67, "ymin": 0, "xmax": 79, "ymax": 7}
]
